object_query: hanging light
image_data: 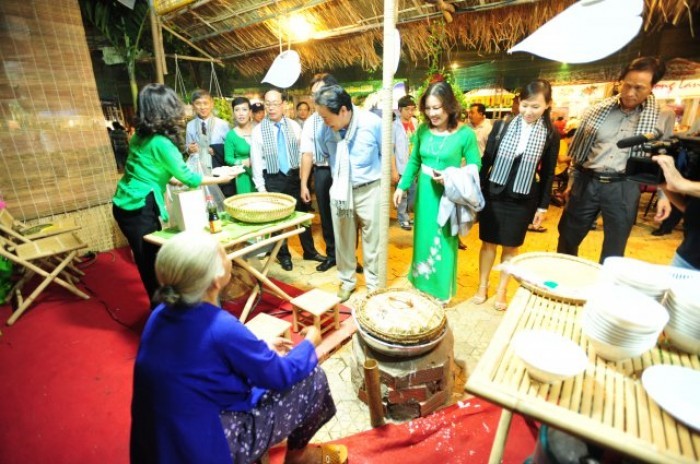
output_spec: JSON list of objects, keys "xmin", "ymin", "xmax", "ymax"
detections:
[{"xmin": 288, "ymin": 15, "xmax": 314, "ymax": 42}]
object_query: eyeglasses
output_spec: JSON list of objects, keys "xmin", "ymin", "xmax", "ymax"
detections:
[{"xmin": 264, "ymin": 101, "xmax": 283, "ymax": 109}]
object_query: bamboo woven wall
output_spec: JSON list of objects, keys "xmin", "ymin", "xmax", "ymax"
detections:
[{"xmin": 0, "ymin": 0, "xmax": 122, "ymax": 250}]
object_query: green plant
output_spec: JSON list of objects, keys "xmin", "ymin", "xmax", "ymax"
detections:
[
  {"xmin": 213, "ymin": 97, "xmax": 233, "ymax": 125},
  {"xmin": 414, "ymin": 20, "xmax": 468, "ymax": 118}
]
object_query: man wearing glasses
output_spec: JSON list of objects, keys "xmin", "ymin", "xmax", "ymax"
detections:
[
  {"xmin": 250, "ymin": 89, "xmax": 325, "ymax": 271},
  {"xmin": 557, "ymin": 57, "xmax": 675, "ymax": 262}
]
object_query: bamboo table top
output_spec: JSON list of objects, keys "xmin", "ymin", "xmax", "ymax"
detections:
[
  {"xmin": 466, "ymin": 287, "xmax": 700, "ymax": 463},
  {"xmin": 143, "ymin": 211, "xmax": 313, "ymax": 250}
]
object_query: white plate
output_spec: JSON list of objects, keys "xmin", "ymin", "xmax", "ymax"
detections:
[{"xmin": 642, "ymin": 365, "xmax": 700, "ymax": 430}]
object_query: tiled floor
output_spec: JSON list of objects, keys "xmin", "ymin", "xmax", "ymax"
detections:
[{"xmin": 265, "ymin": 197, "xmax": 681, "ymax": 442}]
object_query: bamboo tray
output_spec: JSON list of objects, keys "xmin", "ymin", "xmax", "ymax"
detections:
[
  {"xmin": 223, "ymin": 192, "xmax": 296, "ymax": 224},
  {"xmin": 508, "ymin": 252, "xmax": 601, "ymax": 304},
  {"xmin": 354, "ymin": 287, "xmax": 446, "ymax": 345}
]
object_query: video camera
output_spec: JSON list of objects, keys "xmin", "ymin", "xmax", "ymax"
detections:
[{"xmin": 620, "ymin": 129, "xmax": 700, "ymax": 185}]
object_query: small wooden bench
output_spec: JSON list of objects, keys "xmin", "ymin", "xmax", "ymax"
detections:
[
  {"xmin": 245, "ymin": 313, "xmax": 292, "ymax": 342},
  {"xmin": 290, "ymin": 288, "xmax": 341, "ymax": 336}
]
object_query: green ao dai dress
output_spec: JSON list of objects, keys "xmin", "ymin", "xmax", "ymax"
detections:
[
  {"xmin": 224, "ymin": 128, "xmax": 255, "ymax": 194},
  {"xmin": 397, "ymin": 124, "xmax": 481, "ymax": 301}
]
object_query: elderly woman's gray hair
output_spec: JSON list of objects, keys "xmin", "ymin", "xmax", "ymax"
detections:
[
  {"xmin": 154, "ymin": 231, "xmax": 226, "ymax": 306},
  {"xmin": 313, "ymin": 84, "xmax": 352, "ymax": 115}
]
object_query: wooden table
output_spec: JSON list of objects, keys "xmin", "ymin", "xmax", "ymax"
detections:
[
  {"xmin": 466, "ymin": 287, "xmax": 700, "ymax": 464},
  {"xmin": 144, "ymin": 212, "xmax": 314, "ymax": 323}
]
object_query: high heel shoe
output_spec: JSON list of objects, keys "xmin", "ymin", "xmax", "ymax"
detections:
[{"xmin": 470, "ymin": 285, "xmax": 489, "ymax": 305}]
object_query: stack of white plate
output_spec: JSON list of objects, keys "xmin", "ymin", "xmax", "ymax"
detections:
[
  {"xmin": 581, "ymin": 284, "xmax": 669, "ymax": 361},
  {"xmin": 602, "ymin": 257, "xmax": 671, "ymax": 302},
  {"xmin": 664, "ymin": 279, "xmax": 700, "ymax": 354}
]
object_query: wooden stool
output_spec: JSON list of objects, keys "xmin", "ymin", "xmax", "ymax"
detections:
[
  {"xmin": 290, "ymin": 288, "xmax": 341, "ymax": 335},
  {"xmin": 245, "ymin": 313, "xmax": 292, "ymax": 342}
]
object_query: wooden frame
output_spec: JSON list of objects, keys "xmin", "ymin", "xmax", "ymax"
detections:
[{"xmin": 144, "ymin": 212, "xmax": 314, "ymax": 323}]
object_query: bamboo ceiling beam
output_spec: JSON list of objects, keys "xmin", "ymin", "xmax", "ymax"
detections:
[
  {"xmin": 190, "ymin": 0, "xmax": 334, "ymax": 43},
  {"xmin": 219, "ymin": 12, "xmax": 445, "ymax": 60},
  {"xmin": 161, "ymin": 23, "xmax": 225, "ymax": 67}
]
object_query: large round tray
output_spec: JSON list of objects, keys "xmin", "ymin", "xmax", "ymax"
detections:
[
  {"xmin": 509, "ymin": 252, "xmax": 601, "ymax": 304},
  {"xmin": 223, "ymin": 192, "xmax": 296, "ymax": 223},
  {"xmin": 354, "ymin": 287, "xmax": 446, "ymax": 345},
  {"xmin": 353, "ymin": 308, "xmax": 448, "ymax": 357}
]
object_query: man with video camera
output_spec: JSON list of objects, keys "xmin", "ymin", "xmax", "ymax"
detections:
[
  {"xmin": 557, "ymin": 57, "xmax": 675, "ymax": 263},
  {"xmin": 654, "ymin": 148, "xmax": 700, "ymax": 271}
]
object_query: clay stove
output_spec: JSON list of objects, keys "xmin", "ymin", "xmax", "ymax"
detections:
[{"xmin": 350, "ymin": 328, "xmax": 456, "ymax": 421}]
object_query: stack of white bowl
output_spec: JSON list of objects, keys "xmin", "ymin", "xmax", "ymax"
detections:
[
  {"xmin": 581, "ymin": 284, "xmax": 669, "ymax": 362},
  {"xmin": 602, "ymin": 257, "xmax": 671, "ymax": 302},
  {"xmin": 664, "ymin": 280, "xmax": 700, "ymax": 354}
]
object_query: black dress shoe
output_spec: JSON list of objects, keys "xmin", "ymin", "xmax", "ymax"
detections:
[
  {"xmin": 651, "ymin": 228, "xmax": 671, "ymax": 236},
  {"xmin": 316, "ymin": 259, "xmax": 336, "ymax": 272},
  {"xmin": 356, "ymin": 263, "xmax": 363, "ymax": 273},
  {"xmin": 303, "ymin": 252, "xmax": 327, "ymax": 263},
  {"xmin": 278, "ymin": 258, "xmax": 293, "ymax": 271}
]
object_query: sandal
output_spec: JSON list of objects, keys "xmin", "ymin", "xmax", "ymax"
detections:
[
  {"xmin": 470, "ymin": 285, "xmax": 489, "ymax": 305},
  {"xmin": 494, "ymin": 301, "xmax": 508, "ymax": 311},
  {"xmin": 527, "ymin": 224, "xmax": 547, "ymax": 233},
  {"xmin": 319, "ymin": 444, "xmax": 348, "ymax": 464}
]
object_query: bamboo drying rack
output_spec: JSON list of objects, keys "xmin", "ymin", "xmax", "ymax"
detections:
[{"xmin": 466, "ymin": 287, "xmax": 700, "ymax": 464}]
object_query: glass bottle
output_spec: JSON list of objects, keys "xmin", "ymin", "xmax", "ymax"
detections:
[{"xmin": 206, "ymin": 195, "xmax": 222, "ymax": 233}]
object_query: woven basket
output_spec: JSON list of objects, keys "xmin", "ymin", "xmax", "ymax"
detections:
[
  {"xmin": 509, "ymin": 252, "xmax": 601, "ymax": 304},
  {"xmin": 223, "ymin": 193, "xmax": 296, "ymax": 224},
  {"xmin": 354, "ymin": 288, "xmax": 446, "ymax": 345}
]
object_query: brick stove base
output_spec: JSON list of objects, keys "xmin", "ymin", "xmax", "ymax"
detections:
[{"xmin": 350, "ymin": 328, "xmax": 455, "ymax": 421}]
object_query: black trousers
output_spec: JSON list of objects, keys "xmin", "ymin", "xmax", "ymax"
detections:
[
  {"xmin": 557, "ymin": 176, "xmax": 640, "ymax": 263},
  {"xmin": 314, "ymin": 166, "xmax": 335, "ymax": 260},
  {"xmin": 264, "ymin": 169, "xmax": 318, "ymax": 260},
  {"xmin": 113, "ymin": 192, "xmax": 161, "ymax": 304}
]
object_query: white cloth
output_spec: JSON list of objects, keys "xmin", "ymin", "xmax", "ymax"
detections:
[
  {"xmin": 437, "ymin": 164, "xmax": 485, "ymax": 236},
  {"xmin": 329, "ymin": 113, "xmax": 359, "ymax": 217}
]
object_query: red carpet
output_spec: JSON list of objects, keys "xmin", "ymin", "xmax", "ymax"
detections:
[
  {"xmin": 269, "ymin": 399, "xmax": 537, "ymax": 464},
  {"xmin": 0, "ymin": 247, "xmax": 537, "ymax": 463}
]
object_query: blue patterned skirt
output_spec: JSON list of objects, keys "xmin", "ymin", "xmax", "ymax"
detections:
[{"xmin": 219, "ymin": 367, "xmax": 336, "ymax": 464}]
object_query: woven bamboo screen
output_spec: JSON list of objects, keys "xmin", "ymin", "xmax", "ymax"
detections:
[{"xmin": 0, "ymin": 0, "xmax": 120, "ymax": 227}]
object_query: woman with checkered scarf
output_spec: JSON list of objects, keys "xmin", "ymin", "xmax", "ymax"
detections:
[{"xmin": 472, "ymin": 80, "xmax": 559, "ymax": 311}]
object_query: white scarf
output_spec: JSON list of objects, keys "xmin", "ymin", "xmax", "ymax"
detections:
[{"xmin": 330, "ymin": 106, "xmax": 359, "ymax": 217}]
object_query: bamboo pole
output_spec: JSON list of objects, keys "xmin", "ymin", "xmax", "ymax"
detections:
[
  {"xmin": 378, "ymin": 0, "xmax": 397, "ymax": 289},
  {"xmin": 363, "ymin": 359, "xmax": 385, "ymax": 427},
  {"xmin": 150, "ymin": 7, "xmax": 165, "ymax": 83}
]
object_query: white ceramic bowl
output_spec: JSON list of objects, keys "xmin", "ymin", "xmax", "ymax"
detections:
[
  {"xmin": 583, "ymin": 284, "xmax": 669, "ymax": 333},
  {"xmin": 665, "ymin": 326, "xmax": 700, "ymax": 355},
  {"xmin": 512, "ymin": 330, "xmax": 588, "ymax": 383},
  {"xmin": 585, "ymin": 331, "xmax": 658, "ymax": 362}
]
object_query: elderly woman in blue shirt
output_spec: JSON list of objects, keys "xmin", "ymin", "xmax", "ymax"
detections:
[{"xmin": 130, "ymin": 231, "xmax": 347, "ymax": 464}]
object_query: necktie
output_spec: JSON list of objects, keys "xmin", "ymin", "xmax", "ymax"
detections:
[
  {"xmin": 201, "ymin": 121, "xmax": 207, "ymax": 136},
  {"xmin": 276, "ymin": 122, "xmax": 289, "ymax": 175}
]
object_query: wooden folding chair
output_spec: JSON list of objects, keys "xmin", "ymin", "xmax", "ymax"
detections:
[
  {"xmin": 0, "ymin": 208, "xmax": 80, "ymax": 242},
  {"xmin": 1, "ymin": 232, "xmax": 89, "ymax": 325}
]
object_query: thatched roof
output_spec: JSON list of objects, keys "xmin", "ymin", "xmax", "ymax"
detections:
[{"xmin": 155, "ymin": 0, "xmax": 700, "ymax": 78}]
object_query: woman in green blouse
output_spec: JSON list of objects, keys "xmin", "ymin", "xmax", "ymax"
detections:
[
  {"xmin": 224, "ymin": 96, "xmax": 255, "ymax": 194},
  {"xmin": 112, "ymin": 84, "xmax": 236, "ymax": 305},
  {"xmin": 393, "ymin": 82, "xmax": 481, "ymax": 303}
]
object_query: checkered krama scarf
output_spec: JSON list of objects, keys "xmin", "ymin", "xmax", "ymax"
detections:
[
  {"xmin": 488, "ymin": 115, "xmax": 549, "ymax": 195},
  {"xmin": 259, "ymin": 117, "xmax": 300, "ymax": 173},
  {"xmin": 569, "ymin": 94, "xmax": 660, "ymax": 166}
]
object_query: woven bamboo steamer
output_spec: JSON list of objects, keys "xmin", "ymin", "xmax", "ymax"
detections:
[
  {"xmin": 355, "ymin": 287, "xmax": 446, "ymax": 345},
  {"xmin": 509, "ymin": 252, "xmax": 601, "ymax": 304},
  {"xmin": 223, "ymin": 192, "xmax": 296, "ymax": 224}
]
